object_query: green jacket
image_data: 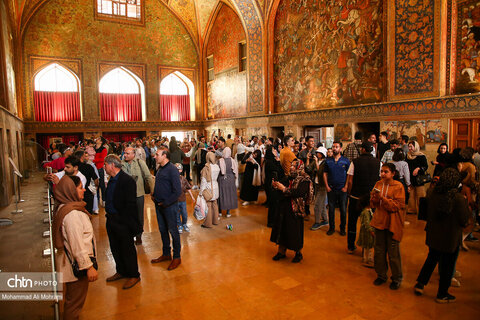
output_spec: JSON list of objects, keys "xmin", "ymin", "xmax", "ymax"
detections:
[{"xmin": 122, "ymin": 158, "xmax": 153, "ymax": 197}]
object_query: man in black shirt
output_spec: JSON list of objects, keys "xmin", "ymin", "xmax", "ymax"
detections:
[{"xmin": 74, "ymin": 150, "xmax": 98, "ymax": 214}]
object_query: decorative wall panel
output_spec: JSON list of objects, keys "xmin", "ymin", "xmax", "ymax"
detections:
[
  {"xmin": 1, "ymin": 1, "xmax": 17, "ymax": 113},
  {"xmin": 196, "ymin": 0, "xmax": 217, "ymax": 37},
  {"xmin": 206, "ymin": 4, "xmax": 247, "ymax": 119},
  {"xmin": 170, "ymin": 0, "xmax": 199, "ymax": 41},
  {"xmin": 273, "ymin": 0, "xmax": 384, "ymax": 113},
  {"xmin": 207, "ymin": 68, "xmax": 247, "ymax": 119},
  {"xmin": 234, "ymin": 0, "xmax": 264, "ymax": 113},
  {"xmin": 22, "ymin": 0, "xmax": 198, "ymax": 121},
  {"xmin": 456, "ymin": 0, "xmax": 480, "ymax": 94},
  {"xmin": 207, "ymin": 5, "xmax": 246, "ymax": 73},
  {"xmin": 388, "ymin": 0, "xmax": 440, "ymax": 99}
]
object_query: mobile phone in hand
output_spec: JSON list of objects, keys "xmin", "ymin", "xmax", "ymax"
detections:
[{"xmin": 373, "ymin": 187, "xmax": 381, "ymax": 193}]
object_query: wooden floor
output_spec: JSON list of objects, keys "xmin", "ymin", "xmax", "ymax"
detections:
[{"xmin": 1, "ymin": 172, "xmax": 480, "ymax": 319}]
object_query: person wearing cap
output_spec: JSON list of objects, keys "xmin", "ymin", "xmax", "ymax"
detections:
[
  {"xmin": 346, "ymin": 141, "xmax": 381, "ymax": 253},
  {"xmin": 311, "ymin": 146, "xmax": 329, "ymax": 230}
]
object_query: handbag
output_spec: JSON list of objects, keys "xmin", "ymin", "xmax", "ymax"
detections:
[
  {"xmin": 138, "ymin": 159, "xmax": 151, "ymax": 194},
  {"xmin": 64, "ymin": 239, "xmax": 98, "ymax": 278},
  {"xmin": 202, "ymin": 178, "xmax": 215, "ymax": 201},
  {"xmin": 416, "ymin": 173, "xmax": 432, "ymax": 186}
]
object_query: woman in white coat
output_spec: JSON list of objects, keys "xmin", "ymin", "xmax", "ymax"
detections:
[{"xmin": 200, "ymin": 152, "xmax": 220, "ymax": 228}]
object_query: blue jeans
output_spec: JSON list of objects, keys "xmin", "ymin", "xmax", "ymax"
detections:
[
  {"xmin": 176, "ymin": 201, "xmax": 188, "ymax": 227},
  {"xmin": 155, "ymin": 203, "xmax": 181, "ymax": 259},
  {"xmin": 327, "ymin": 190, "xmax": 347, "ymax": 231}
]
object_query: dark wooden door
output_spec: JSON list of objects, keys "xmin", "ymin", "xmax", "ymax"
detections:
[{"xmin": 450, "ymin": 119, "xmax": 472, "ymax": 149}]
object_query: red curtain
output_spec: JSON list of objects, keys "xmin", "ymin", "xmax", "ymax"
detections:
[
  {"xmin": 34, "ymin": 91, "xmax": 80, "ymax": 122},
  {"xmin": 100, "ymin": 93, "xmax": 141, "ymax": 121},
  {"xmin": 160, "ymin": 95, "xmax": 190, "ymax": 121},
  {"xmin": 102, "ymin": 132, "xmax": 142, "ymax": 142},
  {"xmin": 37, "ymin": 135, "xmax": 81, "ymax": 150}
]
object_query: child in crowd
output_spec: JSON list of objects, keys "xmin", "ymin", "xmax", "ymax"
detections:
[
  {"xmin": 357, "ymin": 194, "xmax": 375, "ymax": 268},
  {"xmin": 175, "ymin": 163, "xmax": 195, "ymax": 234},
  {"xmin": 370, "ymin": 163, "xmax": 406, "ymax": 290}
]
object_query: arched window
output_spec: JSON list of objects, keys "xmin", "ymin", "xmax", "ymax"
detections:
[
  {"xmin": 160, "ymin": 72, "xmax": 194, "ymax": 121},
  {"xmin": 99, "ymin": 67, "xmax": 145, "ymax": 121},
  {"xmin": 33, "ymin": 63, "xmax": 81, "ymax": 122}
]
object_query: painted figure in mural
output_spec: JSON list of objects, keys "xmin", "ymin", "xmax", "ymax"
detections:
[{"xmin": 274, "ymin": 0, "xmax": 384, "ymax": 112}]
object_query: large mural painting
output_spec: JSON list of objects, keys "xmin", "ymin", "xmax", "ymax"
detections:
[
  {"xmin": 207, "ymin": 5, "xmax": 247, "ymax": 119},
  {"xmin": 273, "ymin": 0, "xmax": 384, "ymax": 112},
  {"xmin": 456, "ymin": 0, "xmax": 480, "ymax": 94}
]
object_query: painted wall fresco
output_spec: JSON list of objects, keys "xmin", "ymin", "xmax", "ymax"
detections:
[
  {"xmin": 334, "ymin": 123, "xmax": 352, "ymax": 142},
  {"xmin": 207, "ymin": 5, "xmax": 246, "ymax": 73},
  {"xmin": 207, "ymin": 68, "xmax": 247, "ymax": 119},
  {"xmin": 170, "ymin": 0, "xmax": 199, "ymax": 41},
  {"xmin": 233, "ymin": 0, "xmax": 264, "ymax": 113},
  {"xmin": 207, "ymin": 5, "xmax": 247, "ymax": 119},
  {"xmin": 0, "ymin": 1, "xmax": 17, "ymax": 114},
  {"xmin": 273, "ymin": 0, "xmax": 384, "ymax": 112},
  {"xmin": 426, "ymin": 119, "xmax": 447, "ymax": 144},
  {"xmin": 394, "ymin": 0, "xmax": 435, "ymax": 95},
  {"xmin": 456, "ymin": 0, "xmax": 480, "ymax": 94},
  {"xmin": 23, "ymin": 0, "xmax": 198, "ymax": 121},
  {"xmin": 382, "ymin": 120, "xmax": 426, "ymax": 149},
  {"xmin": 196, "ymin": 0, "xmax": 217, "ymax": 37}
]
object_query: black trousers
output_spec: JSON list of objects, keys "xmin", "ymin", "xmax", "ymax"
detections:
[
  {"xmin": 83, "ymin": 192, "xmax": 94, "ymax": 214},
  {"xmin": 347, "ymin": 197, "xmax": 360, "ymax": 250},
  {"xmin": 106, "ymin": 217, "xmax": 140, "ymax": 278},
  {"xmin": 182, "ymin": 164, "xmax": 191, "ymax": 181},
  {"xmin": 416, "ymin": 246, "xmax": 459, "ymax": 297}
]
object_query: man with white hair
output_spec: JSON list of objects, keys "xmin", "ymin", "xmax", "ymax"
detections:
[{"xmin": 122, "ymin": 147, "xmax": 153, "ymax": 245}]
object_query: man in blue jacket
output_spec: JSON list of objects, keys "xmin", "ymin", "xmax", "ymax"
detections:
[{"xmin": 150, "ymin": 147, "xmax": 182, "ymax": 270}]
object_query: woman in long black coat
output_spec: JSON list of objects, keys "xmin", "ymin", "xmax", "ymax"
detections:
[
  {"xmin": 270, "ymin": 159, "xmax": 313, "ymax": 263},
  {"xmin": 414, "ymin": 168, "xmax": 470, "ymax": 303},
  {"xmin": 264, "ymin": 146, "xmax": 284, "ymax": 227},
  {"xmin": 240, "ymin": 149, "xmax": 262, "ymax": 205}
]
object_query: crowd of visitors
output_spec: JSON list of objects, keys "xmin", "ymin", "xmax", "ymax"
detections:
[{"xmin": 42, "ymin": 129, "xmax": 480, "ymax": 318}]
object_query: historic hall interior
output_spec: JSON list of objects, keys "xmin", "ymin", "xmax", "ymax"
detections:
[{"xmin": 0, "ymin": 0, "xmax": 480, "ymax": 319}]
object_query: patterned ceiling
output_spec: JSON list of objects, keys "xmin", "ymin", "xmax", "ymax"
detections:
[{"xmin": 16, "ymin": 0, "xmax": 253, "ymax": 43}]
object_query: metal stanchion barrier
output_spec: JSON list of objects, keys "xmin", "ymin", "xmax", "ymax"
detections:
[{"xmin": 43, "ymin": 181, "xmax": 60, "ymax": 320}]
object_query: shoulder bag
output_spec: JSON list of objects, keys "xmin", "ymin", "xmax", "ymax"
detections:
[{"xmin": 64, "ymin": 239, "xmax": 98, "ymax": 278}]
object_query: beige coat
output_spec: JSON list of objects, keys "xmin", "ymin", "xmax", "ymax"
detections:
[
  {"xmin": 122, "ymin": 158, "xmax": 153, "ymax": 197},
  {"xmin": 57, "ymin": 209, "xmax": 95, "ymax": 283}
]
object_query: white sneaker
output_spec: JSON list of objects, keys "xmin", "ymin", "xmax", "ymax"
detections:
[
  {"xmin": 242, "ymin": 201, "xmax": 249, "ymax": 206},
  {"xmin": 183, "ymin": 224, "xmax": 190, "ymax": 232},
  {"xmin": 219, "ymin": 213, "xmax": 222, "ymax": 217},
  {"xmin": 178, "ymin": 226, "xmax": 183, "ymax": 234},
  {"xmin": 226, "ymin": 213, "xmax": 232, "ymax": 218},
  {"xmin": 192, "ymin": 185, "xmax": 198, "ymax": 190}
]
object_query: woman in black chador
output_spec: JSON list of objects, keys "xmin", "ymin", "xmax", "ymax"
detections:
[{"xmin": 270, "ymin": 159, "xmax": 313, "ymax": 263}]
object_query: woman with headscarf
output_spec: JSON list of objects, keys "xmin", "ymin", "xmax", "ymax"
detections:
[
  {"xmin": 240, "ymin": 149, "xmax": 262, "ymax": 206},
  {"xmin": 217, "ymin": 147, "xmax": 238, "ymax": 218},
  {"xmin": 53, "ymin": 175, "xmax": 97, "ymax": 320},
  {"xmin": 200, "ymin": 152, "xmax": 220, "ymax": 228},
  {"xmin": 405, "ymin": 140, "xmax": 428, "ymax": 214},
  {"xmin": 264, "ymin": 146, "xmax": 284, "ymax": 227},
  {"xmin": 270, "ymin": 159, "xmax": 314, "ymax": 263},
  {"xmin": 433, "ymin": 143, "xmax": 449, "ymax": 177},
  {"xmin": 414, "ymin": 168, "xmax": 470, "ymax": 303}
]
